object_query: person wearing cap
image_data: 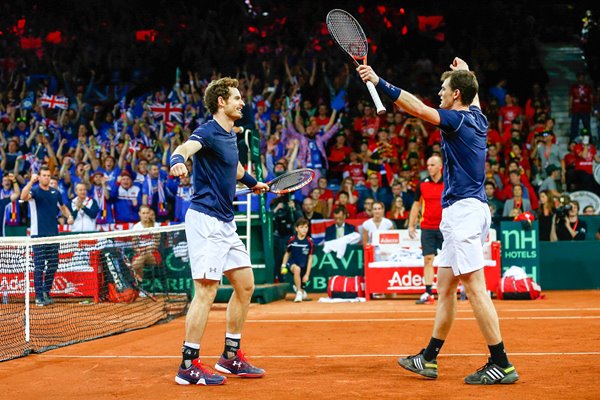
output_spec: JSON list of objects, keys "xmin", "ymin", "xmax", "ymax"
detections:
[
  {"xmin": 538, "ymin": 165, "xmax": 562, "ymax": 198},
  {"xmin": 110, "ymin": 170, "xmax": 141, "ymax": 224}
]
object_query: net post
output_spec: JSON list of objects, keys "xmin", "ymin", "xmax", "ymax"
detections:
[{"xmin": 24, "ymin": 237, "xmax": 31, "ymax": 346}]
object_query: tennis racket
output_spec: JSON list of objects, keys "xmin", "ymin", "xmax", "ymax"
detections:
[
  {"xmin": 235, "ymin": 168, "xmax": 315, "ymax": 196},
  {"xmin": 326, "ymin": 8, "xmax": 386, "ymax": 115}
]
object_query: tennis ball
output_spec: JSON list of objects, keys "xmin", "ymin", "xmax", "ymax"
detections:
[{"xmin": 281, "ymin": 266, "xmax": 288, "ymax": 275}]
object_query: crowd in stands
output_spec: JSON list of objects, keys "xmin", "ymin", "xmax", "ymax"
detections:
[{"xmin": 0, "ymin": 1, "xmax": 599, "ymax": 243}]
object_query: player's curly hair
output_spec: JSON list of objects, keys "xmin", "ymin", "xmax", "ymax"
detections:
[
  {"xmin": 441, "ymin": 70, "xmax": 479, "ymax": 106},
  {"xmin": 203, "ymin": 77, "xmax": 240, "ymax": 115}
]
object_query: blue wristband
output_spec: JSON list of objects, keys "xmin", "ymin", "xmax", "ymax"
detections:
[
  {"xmin": 376, "ymin": 78, "xmax": 402, "ymax": 101},
  {"xmin": 240, "ymin": 172, "xmax": 258, "ymax": 188},
  {"xmin": 170, "ymin": 154, "xmax": 185, "ymax": 169}
]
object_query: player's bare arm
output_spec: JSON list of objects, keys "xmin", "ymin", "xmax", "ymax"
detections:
[
  {"xmin": 357, "ymin": 65, "xmax": 440, "ymax": 126},
  {"xmin": 237, "ymin": 162, "xmax": 269, "ymax": 193},
  {"xmin": 170, "ymin": 140, "xmax": 202, "ymax": 177}
]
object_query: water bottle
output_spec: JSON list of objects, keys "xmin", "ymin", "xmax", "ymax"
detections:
[{"xmin": 2, "ymin": 285, "xmax": 7, "ymax": 304}]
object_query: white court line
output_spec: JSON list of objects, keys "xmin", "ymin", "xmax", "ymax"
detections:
[
  {"xmin": 256, "ymin": 307, "xmax": 600, "ymax": 315},
  {"xmin": 39, "ymin": 352, "xmax": 600, "ymax": 360},
  {"xmin": 242, "ymin": 316, "xmax": 600, "ymax": 323}
]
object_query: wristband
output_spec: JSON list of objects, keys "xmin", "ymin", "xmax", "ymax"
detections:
[
  {"xmin": 170, "ymin": 154, "xmax": 185, "ymax": 169},
  {"xmin": 376, "ymin": 77, "xmax": 402, "ymax": 101},
  {"xmin": 240, "ymin": 172, "xmax": 258, "ymax": 188}
]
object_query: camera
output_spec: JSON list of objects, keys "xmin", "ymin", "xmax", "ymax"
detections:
[{"xmin": 555, "ymin": 194, "xmax": 572, "ymax": 220}]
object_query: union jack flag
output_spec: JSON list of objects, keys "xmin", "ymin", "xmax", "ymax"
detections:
[
  {"xmin": 149, "ymin": 102, "xmax": 183, "ymax": 122},
  {"xmin": 40, "ymin": 94, "xmax": 69, "ymax": 110}
]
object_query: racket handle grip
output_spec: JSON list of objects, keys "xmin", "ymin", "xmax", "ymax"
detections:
[{"xmin": 366, "ymin": 80, "xmax": 386, "ymax": 115}]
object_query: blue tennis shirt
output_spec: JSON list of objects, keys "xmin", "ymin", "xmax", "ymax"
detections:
[
  {"xmin": 188, "ymin": 119, "xmax": 239, "ymax": 222},
  {"xmin": 437, "ymin": 105, "xmax": 488, "ymax": 208}
]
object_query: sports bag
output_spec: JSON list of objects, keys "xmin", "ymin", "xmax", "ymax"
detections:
[
  {"xmin": 497, "ymin": 266, "xmax": 542, "ymax": 300},
  {"xmin": 102, "ymin": 248, "xmax": 139, "ymax": 303},
  {"xmin": 327, "ymin": 275, "xmax": 365, "ymax": 299}
]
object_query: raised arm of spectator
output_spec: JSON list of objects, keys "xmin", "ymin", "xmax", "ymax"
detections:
[
  {"xmin": 0, "ymin": 146, "xmax": 5, "ymax": 171},
  {"xmin": 322, "ymin": 109, "xmax": 339, "ymax": 134},
  {"xmin": 309, "ymin": 58, "xmax": 317, "ymax": 87},
  {"xmin": 43, "ymin": 136, "xmax": 58, "ymax": 167},
  {"xmin": 13, "ymin": 156, "xmax": 24, "ymax": 184},
  {"xmin": 286, "ymin": 139, "xmax": 300, "ymax": 171},
  {"xmin": 25, "ymin": 121, "xmax": 38, "ymax": 148},
  {"xmin": 84, "ymin": 144, "xmax": 100, "ymax": 171}
]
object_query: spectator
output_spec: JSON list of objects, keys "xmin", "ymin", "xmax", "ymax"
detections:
[
  {"xmin": 530, "ymin": 131, "xmax": 563, "ymax": 181},
  {"xmin": 582, "ymin": 205, "xmax": 596, "ymax": 215},
  {"xmin": 131, "ymin": 205, "xmax": 161, "ymax": 281},
  {"xmin": 537, "ymin": 190, "xmax": 556, "ymax": 242},
  {"xmin": 361, "ymin": 172, "xmax": 392, "ymax": 211},
  {"xmin": 68, "ymin": 182, "xmax": 99, "ymax": 232},
  {"xmin": 356, "ymin": 197, "xmax": 374, "ymax": 219},
  {"xmin": 538, "ymin": 165, "xmax": 562, "ymax": 198},
  {"xmin": 316, "ymin": 177, "xmax": 334, "ymax": 217},
  {"xmin": 569, "ymin": 72, "xmax": 593, "ymax": 140},
  {"xmin": 174, "ymin": 173, "xmax": 193, "ymax": 223},
  {"xmin": 361, "ymin": 201, "xmax": 394, "ymax": 245},
  {"xmin": 309, "ymin": 188, "xmax": 328, "ymax": 217},
  {"xmin": 301, "ymin": 197, "xmax": 323, "ymax": 235},
  {"xmin": 485, "ymin": 180, "xmax": 504, "ymax": 218},
  {"xmin": 89, "ymin": 171, "xmax": 113, "ymax": 225},
  {"xmin": 325, "ymin": 207, "xmax": 356, "ymax": 241},
  {"xmin": 111, "ymin": 170, "xmax": 141, "ymax": 223},
  {"xmin": 387, "ymin": 196, "xmax": 409, "ymax": 228},
  {"xmin": 342, "ymin": 152, "xmax": 367, "ymax": 187},
  {"xmin": 333, "ymin": 191, "xmax": 357, "ymax": 218},
  {"xmin": 142, "ymin": 163, "xmax": 171, "ymax": 222},
  {"xmin": 0, "ymin": 173, "xmax": 21, "ymax": 234},
  {"xmin": 503, "ymin": 184, "xmax": 532, "ymax": 218},
  {"xmin": 551, "ymin": 200, "xmax": 587, "ymax": 241}
]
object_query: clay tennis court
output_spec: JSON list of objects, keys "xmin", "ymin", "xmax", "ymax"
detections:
[{"xmin": 1, "ymin": 290, "xmax": 598, "ymax": 400}]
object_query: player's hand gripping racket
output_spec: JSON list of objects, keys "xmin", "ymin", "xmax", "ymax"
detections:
[
  {"xmin": 235, "ymin": 168, "xmax": 315, "ymax": 196},
  {"xmin": 326, "ymin": 9, "xmax": 386, "ymax": 115}
]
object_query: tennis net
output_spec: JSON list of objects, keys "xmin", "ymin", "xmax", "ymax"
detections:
[{"xmin": 0, "ymin": 224, "xmax": 190, "ymax": 362}]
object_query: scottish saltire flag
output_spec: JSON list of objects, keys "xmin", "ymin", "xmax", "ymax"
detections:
[
  {"xmin": 40, "ymin": 94, "xmax": 69, "ymax": 110},
  {"xmin": 149, "ymin": 102, "xmax": 183, "ymax": 122}
]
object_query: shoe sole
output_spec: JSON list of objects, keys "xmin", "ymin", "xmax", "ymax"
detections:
[
  {"xmin": 175, "ymin": 375, "xmax": 227, "ymax": 385},
  {"xmin": 464, "ymin": 373, "xmax": 519, "ymax": 385},
  {"xmin": 397, "ymin": 359, "xmax": 438, "ymax": 379},
  {"xmin": 214, "ymin": 363, "xmax": 265, "ymax": 378}
]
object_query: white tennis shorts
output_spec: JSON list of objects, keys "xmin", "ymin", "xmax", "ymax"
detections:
[
  {"xmin": 437, "ymin": 198, "xmax": 491, "ymax": 276},
  {"xmin": 185, "ymin": 208, "xmax": 251, "ymax": 281}
]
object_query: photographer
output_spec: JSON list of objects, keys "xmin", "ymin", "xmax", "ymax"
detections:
[{"xmin": 550, "ymin": 198, "xmax": 587, "ymax": 241}]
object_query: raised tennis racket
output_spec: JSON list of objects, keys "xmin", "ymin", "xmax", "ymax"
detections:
[
  {"xmin": 326, "ymin": 9, "xmax": 386, "ymax": 115},
  {"xmin": 236, "ymin": 168, "xmax": 315, "ymax": 196}
]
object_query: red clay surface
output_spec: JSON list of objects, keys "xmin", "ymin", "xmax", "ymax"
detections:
[{"xmin": 1, "ymin": 290, "xmax": 599, "ymax": 400}]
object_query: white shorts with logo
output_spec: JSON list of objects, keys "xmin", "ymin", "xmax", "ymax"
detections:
[
  {"xmin": 437, "ymin": 198, "xmax": 491, "ymax": 276},
  {"xmin": 185, "ymin": 208, "xmax": 251, "ymax": 281}
]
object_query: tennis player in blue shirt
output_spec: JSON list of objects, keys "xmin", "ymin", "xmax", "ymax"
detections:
[
  {"xmin": 169, "ymin": 77, "xmax": 269, "ymax": 386},
  {"xmin": 358, "ymin": 57, "xmax": 518, "ymax": 385}
]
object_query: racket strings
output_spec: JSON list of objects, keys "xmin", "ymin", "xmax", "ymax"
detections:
[
  {"xmin": 270, "ymin": 171, "xmax": 314, "ymax": 192},
  {"xmin": 327, "ymin": 12, "xmax": 367, "ymax": 57}
]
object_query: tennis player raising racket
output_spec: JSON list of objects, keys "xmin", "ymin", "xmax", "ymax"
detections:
[
  {"xmin": 358, "ymin": 58, "xmax": 519, "ymax": 385},
  {"xmin": 170, "ymin": 77, "xmax": 267, "ymax": 386}
]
